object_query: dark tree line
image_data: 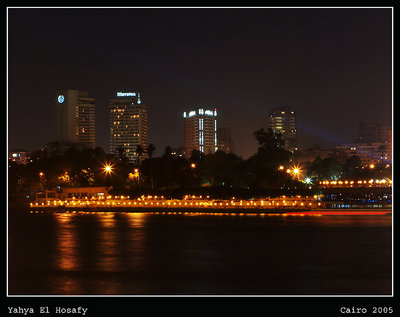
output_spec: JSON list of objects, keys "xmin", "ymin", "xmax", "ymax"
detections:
[{"xmin": 9, "ymin": 128, "xmax": 391, "ymax": 198}]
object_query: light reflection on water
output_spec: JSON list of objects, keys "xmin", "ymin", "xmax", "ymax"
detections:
[
  {"xmin": 8, "ymin": 210, "xmax": 392, "ymax": 295},
  {"xmin": 55, "ymin": 213, "xmax": 78, "ymax": 271}
]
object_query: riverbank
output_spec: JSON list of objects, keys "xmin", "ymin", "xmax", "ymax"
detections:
[{"xmin": 26, "ymin": 205, "xmax": 392, "ymax": 216}]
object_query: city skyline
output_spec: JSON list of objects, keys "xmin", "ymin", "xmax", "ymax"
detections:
[{"xmin": 7, "ymin": 7, "xmax": 392, "ymax": 159}]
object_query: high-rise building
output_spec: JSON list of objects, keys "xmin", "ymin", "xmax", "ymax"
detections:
[
  {"xmin": 55, "ymin": 89, "xmax": 96, "ymax": 148},
  {"xmin": 355, "ymin": 122, "xmax": 391, "ymax": 144},
  {"xmin": 109, "ymin": 91, "xmax": 148, "ymax": 163},
  {"xmin": 268, "ymin": 105, "xmax": 297, "ymax": 152},
  {"xmin": 183, "ymin": 108, "xmax": 217, "ymax": 158},
  {"xmin": 217, "ymin": 127, "xmax": 234, "ymax": 153}
]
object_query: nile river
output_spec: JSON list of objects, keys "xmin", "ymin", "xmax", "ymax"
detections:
[{"xmin": 8, "ymin": 207, "xmax": 392, "ymax": 295}]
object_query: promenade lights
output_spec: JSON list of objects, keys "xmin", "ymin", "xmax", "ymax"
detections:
[{"xmin": 191, "ymin": 163, "xmax": 196, "ymax": 169}]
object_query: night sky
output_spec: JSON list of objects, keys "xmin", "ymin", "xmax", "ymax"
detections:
[{"xmin": 7, "ymin": 7, "xmax": 392, "ymax": 159}]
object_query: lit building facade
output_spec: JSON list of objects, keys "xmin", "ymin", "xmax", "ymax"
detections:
[
  {"xmin": 8, "ymin": 150, "xmax": 31, "ymax": 165},
  {"xmin": 55, "ymin": 89, "xmax": 96, "ymax": 148},
  {"xmin": 335, "ymin": 143, "xmax": 392, "ymax": 165},
  {"xmin": 183, "ymin": 108, "xmax": 217, "ymax": 158},
  {"xmin": 109, "ymin": 91, "xmax": 148, "ymax": 163},
  {"xmin": 217, "ymin": 127, "xmax": 234, "ymax": 153},
  {"xmin": 268, "ymin": 105, "xmax": 297, "ymax": 152},
  {"xmin": 332, "ymin": 122, "xmax": 393, "ymax": 165}
]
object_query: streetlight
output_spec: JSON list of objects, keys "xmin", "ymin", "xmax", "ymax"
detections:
[
  {"xmin": 289, "ymin": 165, "xmax": 302, "ymax": 180},
  {"xmin": 104, "ymin": 164, "xmax": 113, "ymax": 174},
  {"xmin": 103, "ymin": 163, "xmax": 114, "ymax": 187},
  {"xmin": 134, "ymin": 168, "xmax": 140, "ymax": 185},
  {"xmin": 38, "ymin": 172, "xmax": 45, "ymax": 190},
  {"xmin": 191, "ymin": 163, "xmax": 196, "ymax": 169}
]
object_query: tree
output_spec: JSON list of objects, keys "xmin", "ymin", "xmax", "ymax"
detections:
[
  {"xmin": 307, "ymin": 156, "xmax": 342, "ymax": 181},
  {"xmin": 147, "ymin": 144, "xmax": 156, "ymax": 189},
  {"xmin": 254, "ymin": 128, "xmax": 285, "ymax": 151},
  {"xmin": 135, "ymin": 145, "xmax": 144, "ymax": 166},
  {"xmin": 342, "ymin": 155, "xmax": 362, "ymax": 179},
  {"xmin": 147, "ymin": 144, "xmax": 156, "ymax": 158},
  {"xmin": 190, "ymin": 149, "xmax": 202, "ymax": 164},
  {"xmin": 249, "ymin": 128, "xmax": 292, "ymax": 189},
  {"xmin": 200, "ymin": 151, "xmax": 244, "ymax": 187},
  {"xmin": 162, "ymin": 146, "xmax": 173, "ymax": 188},
  {"xmin": 114, "ymin": 145, "xmax": 129, "ymax": 165}
]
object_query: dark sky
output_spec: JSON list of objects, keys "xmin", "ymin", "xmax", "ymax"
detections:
[{"xmin": 7, "ymin": 7, "xmax": 392, "ymax": 159}]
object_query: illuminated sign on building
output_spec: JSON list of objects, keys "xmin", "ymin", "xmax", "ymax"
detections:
[
  {"xmin": 117, "ymin": 92, "xmax": 137, "ymax": 97},
  {"xmin": 184, "ymin": 109, "xmax": 217, "ymax": 118}
]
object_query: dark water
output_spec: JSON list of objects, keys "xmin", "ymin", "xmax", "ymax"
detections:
[{"xmin": 8, "ymin": 207, "xmax": 392, "ymax": 295}]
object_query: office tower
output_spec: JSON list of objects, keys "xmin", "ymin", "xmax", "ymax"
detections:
[
  {"xmin": 55, "ymin": 89, "xmax": 96, "ymax": 148},
  {"xmin": 355, "ymin": 122, "xmax": 391, "ymax": 144},
  {"xmin": 268, "ymin": 105, "xmax": 297, "ymax": 152},
  {"xmin": 109, "ymin": 91, "xmax": 148, "ymax": 163},
  {"xmin": 217, "ymin": 127, "xmax": 234, "ymax": 153},
  {"xmin": 183, "ymin": 108, "xmax": 217, "ymax": 158}
]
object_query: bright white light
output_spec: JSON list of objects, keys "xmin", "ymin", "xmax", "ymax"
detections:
[
  {"xmin": 304, "ymin": 177, "xmax": 312, "ymax": 184},
  {"xmin": 188, "ymin": 111, "xmax": 196, "ymax": 117}
]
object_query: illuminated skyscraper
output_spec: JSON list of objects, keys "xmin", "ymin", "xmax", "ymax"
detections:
[
  {"xmin": 55, "ymin": 89, "xmax": 96, "ymax": 148},
  {"xmin": 183, "ymin": 108, "xmax": 217, "ymax": 158},
  {"xmin": 109, "ymin": 91, "xmax": 148, "ymax": 163},
  {"xmin": 268, "ymin": 105, "xmax": 297, "ymax": 152}
]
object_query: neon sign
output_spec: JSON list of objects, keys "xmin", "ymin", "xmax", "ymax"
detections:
[{"xmin": 117, "ymin": 92, "xmax": 136, "ymax": 97}]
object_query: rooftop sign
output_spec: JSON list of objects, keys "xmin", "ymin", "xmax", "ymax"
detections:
[{"xmin": 117, "ymin": 92, "xmax": 136, "ymax": 97}]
